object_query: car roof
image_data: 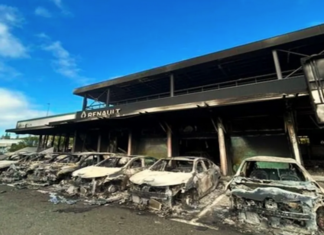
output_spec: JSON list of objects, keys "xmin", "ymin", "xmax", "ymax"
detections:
[
  {"xmin": 163, "ymin": 156, "xmax": 208, "ymax": 161},
  {"xmin": 243, "ymin": 156, "xmax": 298, "ymax": 164}
]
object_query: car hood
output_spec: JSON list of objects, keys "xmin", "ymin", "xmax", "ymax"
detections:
[
  {"xmin": 130, "ymin": 169, "xmax": 192, "ymax": 186},
  {"xmin": 72, "ymin": 166, "xmax": 122, "ymax": 179},
  {"xmin": 0, "ymin": 161, "xmax": 19, "ymax": 169}
]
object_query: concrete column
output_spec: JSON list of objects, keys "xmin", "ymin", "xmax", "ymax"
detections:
[
  {"xmin": 72, "ymin": 131, "xmax": 77, "ymax": 153},
  {"xmin": 82, "ymin": 95, "xmax": 88, "ymax": 110},
  {"xmin": 37, "ymin": 135, "xmax": 43, "ymax": 152},
  {"xmin": 97, "ymin": 134, "xmax": 101, "ymax": 152},
  {"xmin": 285, "ymin": 112, "xmax": 302, "ymax": 164},
  {"xmin": 272, "ymin": 50, "xmax": 283, "ymax": 80},
  {"xmin": 51, "ymin": 135, "xmax": 55, "ymax": 147},
  {"xmin": 218, "ymin": 118, "xmax": 228, "ymax": 176},
  {"xmin": 127, "ymin": 131, "xmax": 132, "ymax": 155},
  {"xmin": 57, "ymin": 135, "xmax": 62, "ymax": 152},
  {"xmin": 167, "ymin": 126, "xmax": 172, "ymax": 157}
]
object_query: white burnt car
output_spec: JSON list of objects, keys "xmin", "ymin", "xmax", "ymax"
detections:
[
  {"xmin": 29, "ymin": 152, "xmax": 113, "ymax": 186},
  {"xmin": 129, "ymin": 157, "xmax": 221, "ymax": 210},
  {"xmin": 226, "ymin": 156, "xmax": 324, "ymax": 234},
  {"xmin": 68, "ymin": 155, "xmax": 158, "ymax": 196}
]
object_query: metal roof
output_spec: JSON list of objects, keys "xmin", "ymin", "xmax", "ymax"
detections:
[{"xmin": 73, "ymin": 24, "xmax": 324, "ymax": 104}]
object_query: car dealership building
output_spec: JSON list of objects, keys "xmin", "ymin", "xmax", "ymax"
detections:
[{"xmin": 7, "ymin": 24, "xmax": 324, "ymax": 175}]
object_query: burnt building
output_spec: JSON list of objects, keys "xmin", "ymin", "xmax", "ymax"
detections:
[{"xmin": 7, "ymin": 24, "xmax": 324, "ymax": 175}]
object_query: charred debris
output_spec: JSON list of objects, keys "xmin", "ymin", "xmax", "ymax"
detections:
[{"xmin": 2, "ymin": 152, "xmax": 324, "ymax": 234}]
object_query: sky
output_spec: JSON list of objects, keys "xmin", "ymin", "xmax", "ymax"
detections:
[{"xmin": 0, "ymin": 0, "xmax": 324, "ymax": 136}]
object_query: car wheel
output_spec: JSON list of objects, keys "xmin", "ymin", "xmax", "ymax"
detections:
[{"xmin": 181, "ymin": 189, "xmax": 199, "ymax": 210}]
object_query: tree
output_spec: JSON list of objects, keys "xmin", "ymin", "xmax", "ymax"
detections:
[
  {"xmin": 1, "ymin": 133, "xmax": 10, "ymax": 139},
  {"xmin": 9, "ymin": 142, "xmax": 27, "ymax": 152}
]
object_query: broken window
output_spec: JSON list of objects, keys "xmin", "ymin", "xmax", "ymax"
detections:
[
  {"xmin": 143, "ymin": 157, "xmax": 158, "ymax": 167},
  {"xmin": 245, "ymin": 161, "xmax": 306, "ymax": 181},
  {"xmin": 150, "ymin": 159, "xmax": 194, "ymax": 172},
  {"xmin": 196, "ymin": 161, "xmax": 205, "ymax": 173},
  {"xmin": 129, "ymin": 159, "xmax": 142, "ymax": 168}
]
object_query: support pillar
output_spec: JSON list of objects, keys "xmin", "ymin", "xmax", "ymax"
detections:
[
  {"xmin": 97, "ymin": 134, "xmax": 101, "ymax": 152},
  {"xmin": 127, "ymin": 131, "xmax": 132, "ymax": 155},
  {"xmin": 170, "ymin": 74, "xmax": 174, "ymax": 97},
  {"xmin": 285, "ymin": 112, "xmax": 302, "ymax": 164},
  {"xmin": 72, "ymin": 131, "xmax": 77, "ymax": 153},
  {"xmin": 37, "ymin": 135, "xmax": 43, "ymax": 152},
  {"xmin": 272, "ymin": 50, "xmax": 282, "ymax": 80},
  {"xmin": 51, "ymin": 135, "xmax": 55, "ymax": 147},
  {"xmin": 218, "ymin": 118, "xmax": 228, "ymax": 176},
  {"xmin": 167, "ymin": 126, "xmax": 172, "ymax": 157},
  {"xmin": 82, "ymin": 95, "xmax": 88, "ymax": 110},
  {"xmin": 57, "ymin": 135, "xmax": 62, "ymax": 152},
  {"xmin": 64, "ymin": 133, "xmax": 70, "ymax": 152}
]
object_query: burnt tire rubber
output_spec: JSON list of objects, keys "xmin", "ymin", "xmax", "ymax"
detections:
[{"xmin": 181, "ymin": 189, "xmax": 199, "ymax": 210}]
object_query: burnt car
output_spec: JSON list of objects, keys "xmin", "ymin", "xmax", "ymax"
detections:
[
  {"xmin": 28, "ymin": 152, "xmax": 113, "ymax": 186},
  {"xmin": 0, "ymin": 153, "xmax": 62, "ymax": 183},
  {"xmin": 67, "ymin": 155, "xmax": 158, "ymax": 197},
  {"xmin": 129, "ymin": 156, "xmax": 221, "ymax": 210},
  {"xmin": 0, "ymin": 152, "xmax": 32, "ymax": 173},
  {"xmin": 226, "ymin": 156, "xmax": 324, "ymax": 234}
]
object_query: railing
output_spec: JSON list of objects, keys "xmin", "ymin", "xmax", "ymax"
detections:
[{"xmin": 87, "ymin": 69, "xmax": 304, "ymax": 109}]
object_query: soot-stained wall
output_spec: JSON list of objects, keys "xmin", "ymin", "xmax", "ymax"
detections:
[{"xmin": 228, "ymin": 134, "xmax": 292, "ymax": 172}]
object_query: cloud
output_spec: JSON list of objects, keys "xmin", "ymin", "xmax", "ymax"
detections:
[
  {"xmin": 0, "ymin": 88, "xmax": 48, "ymax": 135},
  {"xmin": 0, "ymin": 23, "xmax": 27, "ymax": 58},
  {"xmin": 42, "ymin": 39, "xmax": 89, "ymax": 83},
  {"xmin": 0, "ymin": 5, "xmax": 27, "ymax": 58},
  {"xmin": 0, "ymin": 5, "xmax": 24, "ymax": 27},
  {"xmin": 34, "ymin": 6, "xmax": 52, "ymax": 18},
  {"xmin": 50, "ymin": 0, "xmax": 72, "ymax": 16},
  {"xmin": 0, "ymin": 61, "xmax": 22, "ymax": 79}
]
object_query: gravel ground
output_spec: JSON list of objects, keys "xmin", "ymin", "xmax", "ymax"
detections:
[{"xmin": 0, "ymin": 185, "xmax": 244, "ymax": 235}]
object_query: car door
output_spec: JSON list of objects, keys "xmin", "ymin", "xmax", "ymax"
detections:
[
  {"xmin": 195, "ymin": 160, "xmax": 210, "ymax": 197},
  {"xmin": 204, "ymin": 159, "xmax": 220, "ymax": 189}
]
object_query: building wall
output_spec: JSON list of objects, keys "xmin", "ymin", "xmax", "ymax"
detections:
[{"xmin": 228, "ymin": 134, "xmax": 292, "ymax": 172}]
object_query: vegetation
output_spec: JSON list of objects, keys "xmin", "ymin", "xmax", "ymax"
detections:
[{"xmin": 0, "ymin": 134, "xmax": 73, "ymax": 152}]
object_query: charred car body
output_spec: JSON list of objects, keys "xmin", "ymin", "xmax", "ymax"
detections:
[
  {"xmin": 129, "ymin": 157, "xmax": 221, "ymax": 210},
  {"xmin": 0, "ymin": 153, "xmax": 62, "ymax": 183},
  {"xmin": 0, "ymin": 152, "xmax": 32, "ymax": 173},
  {"xmin": 67, "ymin": 155, "xmax": 158, "ymax": 197},
  {"xmin": 226, "ymin": 156, "xmax": 324, "ymax": 234},
  {"xmin": 28, "ymin": 152, "xmax": 113, "ymax": 186}
]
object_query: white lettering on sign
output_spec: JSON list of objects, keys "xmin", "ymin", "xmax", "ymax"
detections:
[{"xmin": 80, "ymin": 109, "xmax": 121, "ymax": 119}]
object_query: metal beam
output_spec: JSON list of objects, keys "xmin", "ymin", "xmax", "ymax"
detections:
[
  {"xmin": 272, "ymin": 50, "xmax": 283, "ymax": 80},
  {"xmin": 217, "ymin": 118, "xmax": 228, "ymax": 176},
  {"xmin": 170, "ymin": 74, "xmax": 174, "ymax": 97}
]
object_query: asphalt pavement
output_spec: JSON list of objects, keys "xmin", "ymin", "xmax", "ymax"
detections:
[{"xmin": 0, "ymin": 185, "xmax": 245, "ymax": 235}]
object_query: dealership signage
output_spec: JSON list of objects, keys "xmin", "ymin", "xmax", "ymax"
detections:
[{"xmin": 77, "ymin": 108, "xmax": 121, "ymax": 119}]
